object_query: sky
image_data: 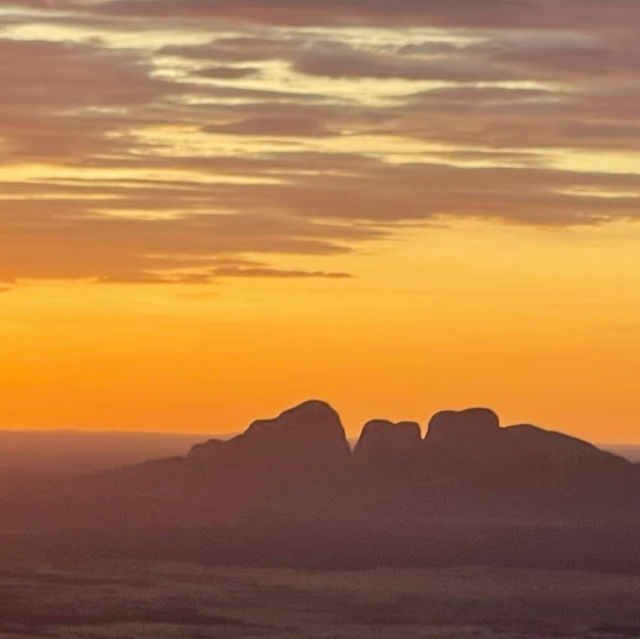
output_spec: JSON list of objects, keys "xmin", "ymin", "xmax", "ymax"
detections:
[{"xmin": 1, "ymin": 0, "xmax": 640, "ymax": 443}]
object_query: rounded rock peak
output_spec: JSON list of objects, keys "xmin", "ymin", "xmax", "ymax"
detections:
[
  {"xmin": 354, "ymin": 419, "xmax": 422, "ymax": 459},
  {"xmin": 360, "ymin": 419, "xmax": 421, "ymax": 441},
  {"xmin": 280, "ymin": 399, "xmax": 338, "ymax": 419},
  {"xmin": 241, "ymin": 400, "xmax": 350, "ymax": 459},
  {"xmin": 426, "ymin": 408, "xmax": 500, "ymax": 443},
  {"xmin": 246, "ymin": 400, "xmax": 342, "ymax": 436},
  {"xmin": 187, "ymin": 437, "xmax": 226, "ymax": 461}
]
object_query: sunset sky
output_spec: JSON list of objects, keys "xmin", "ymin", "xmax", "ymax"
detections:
[{"xmin": 2, "ymin": 0, "xmax": 640, "ymax": 443}]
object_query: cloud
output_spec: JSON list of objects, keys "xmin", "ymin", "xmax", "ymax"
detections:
[
  {"xmin": 159, "ymin": 37, "xmax": 300, "ymax": 63},
  {"xmin": 0, "ymin": 39, "xmax": 178, "ymax": 161},
  {"xmin": 90, "ymin": 0, "xmax": 640, "ymax": 31},
  {"xmin": 293, "ymin": 41, "xmax": 520, "ymax": 82},
  {"xmin": 2, "ymin": 0, "xmax": 640, "ymax": 286},
  {"xmin": 93, "ymin": 259, "xmax": 353, "ymax": 283},
  {"xmin": 0, "ymin": 205, "xmax": 376, "ymax": 283},
  {"xmin": 195, "ymin": 66, "xmax": 259, "ymax": 80},
  {"xmin": 202, "ymin": 115, "xmax": 332, "ymax": 137},
  {"xmin": 212, "ymin": 267, "xmax": 352, "ymax": 278}
]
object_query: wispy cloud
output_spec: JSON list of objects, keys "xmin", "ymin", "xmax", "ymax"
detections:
[{"xmin": 212, "ymin": 267, "xmax": 352, "ymax": 278}]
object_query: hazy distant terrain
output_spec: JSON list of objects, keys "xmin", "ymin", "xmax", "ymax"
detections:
[
  {"xmin": 0, "ymin": 430, "xmax": 212, "ymax": 480},
  {"xmin": 0, "ymin": 561, "xmax": 639, "ymax": 638},
  {"xmin": 605, "ymin": 445, "xmax": 640, "ymax": 463}
]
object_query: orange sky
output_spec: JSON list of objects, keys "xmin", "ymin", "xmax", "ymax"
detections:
[{"xmin": 1, "ymin": 1, "xmax": 640, "ymax": 443}]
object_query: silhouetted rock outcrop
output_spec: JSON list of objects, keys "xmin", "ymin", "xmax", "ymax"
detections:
[
  {"xmin": 181, "ymin": 401, "xmax": 351, "ymax": 507},
  {"xmin": 189, "ymin": 400, "xmax": 350, "ymax": 477},
  {"xmin": 94, "ymin": 401, "xmax": 638, "ymax": 517},
  {"xmin": 498, "ymin": 423, "xmax": 629, "ymax": 470},
  {"xmin": 421, "ymin": 407, "xmax": 501, "ymax": 476},
  {"xmin": 426, "ymin": 408, "xmax": 499, "ymax": 449},
  {"xmin": 18, "ymin": 400, "xmax": 638, "ymax": 570},
  {"xmin": 478, "ymin": 423, "xmax": 638, "ymax": 507},
  {"xmin": 353, "ymin": 419, "xmax": 422, "ymax": 467},
  {"xmin": 417, "ymin": 408, "xmax": 639, "ymax": 515},
  {"xmin": 161, "ymin": 401, "xmax": 348, "ymax": 499}
]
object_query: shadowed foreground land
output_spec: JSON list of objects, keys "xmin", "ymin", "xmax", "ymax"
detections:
[{"xmin": 0, "ymin": 562, "xmax": 639, "ymax": 638}]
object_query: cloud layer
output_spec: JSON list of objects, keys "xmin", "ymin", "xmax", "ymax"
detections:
[{"xmin": 1, "ymin": 0, "xmax": 639, "ymax": 284}]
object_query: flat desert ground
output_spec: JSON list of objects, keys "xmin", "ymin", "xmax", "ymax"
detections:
[{"xmin": 0, "ymin": 560, "xmax": 639, "ymax": 638}]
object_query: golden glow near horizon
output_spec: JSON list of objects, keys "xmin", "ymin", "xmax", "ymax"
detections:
[{"xmin": 1, "ymin": 2, "xmax": 640, "ymax": 443}]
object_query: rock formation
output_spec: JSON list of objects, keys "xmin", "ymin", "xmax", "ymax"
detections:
[
  {"xmin": 353, "ymin": 419, "xmax": 422, "ymax": 466},
  {"xmin": 60, "ymin": 400, "xmax": 639, "ymax": 534},
  {"xmin": 188, "ymin": 399, "xmax": 350, "ymax": 479},
  {"xmin": 9, "ymin": 400, "xmax": 640, "ymax": 570}
]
